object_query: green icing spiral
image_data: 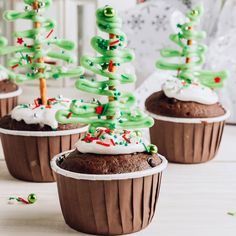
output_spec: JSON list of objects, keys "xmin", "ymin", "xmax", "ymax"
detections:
[
  {"xmin": 0, "ymin": 0, "xmax": 84, "ymax": 82},
  {"xmin": 56, "ymin": 6, "xmax": 154, "ymax": 133},
  {"xmin": 156, "ymin": 5, "xmax": 228, "ymax": 88}
]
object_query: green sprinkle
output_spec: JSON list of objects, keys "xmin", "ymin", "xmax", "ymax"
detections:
[
  {"xmin": 53, "ymin": 74, "xmax": 60, "ymax": 79},
  {"xmin": 227, "ymin": 212, "xmax": 236, "ymax": 216}
]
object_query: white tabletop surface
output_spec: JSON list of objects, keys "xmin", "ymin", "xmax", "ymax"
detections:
[{"xmin": 0, "ymin": 125, "xmax": 236, "ymax": 236}]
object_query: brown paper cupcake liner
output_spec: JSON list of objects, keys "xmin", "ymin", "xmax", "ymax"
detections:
[
  {"xmin": 0, "ymin": 88, "xmax": 22, "ymax": 118},
  {"xmin": 51, "ymin": 151, "xmax": 167, "ymax": 235},
  {"xmin": 148, "ymin": 111, "xmax": 229, "ymax": 164},
  {"xmin": 0, "ymin": 127, "xmax": 87, "ymax": 182}
]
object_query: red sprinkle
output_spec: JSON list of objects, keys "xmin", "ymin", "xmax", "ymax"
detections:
[
  {"xmin": 46, "ymin": 29, "xmax": 54, "ymax": 39},
  {"xmin": 11, "ymin": 64, "xmax": 19, "ymax": 69},
  {"xmin": 108, "ymin": 60, "xmax": 113, "ymax": 72},
  {"xmin": 105, "ymin": 129, "xmax": 112, "ymax": 134},
  {"xmin": 45, "ymin": 105, "xmax": 52, "ymax": 109},
  {"xmin": 123, "ymin": 130, "xmax": 131, "ymax": 134},
  {"xmin": 48, "ymin": 98, "xmax": 56, "ymax": 102},
  {"xmin": 97, "ymin": 130, "xmax": 104, "ymax": 139},
  {"xmin": 96, "ymin": 141, "xmax": 110, "ymax": 147},
  {"xmin": 45, "ymin": 61, "xmax": 57, "ymax": 65},
  {"xmin": 27, "ymin": 45, "xmax": 33, "ymax": 48},
  {"xmin": 32, "ymin": 99, "xmax": 40, "ymax": 110},
  {"xmin": 18, "ymin": 197, "xmax": 29, "ymax": 204},
  {"xmin": 84, "ymin": 134, "xmax": 91, "ymax": 142},
  {"xmin": 110, "ymin": 39, "xmax": 120, "ymax": 46},
  {"xmin": 28, "ymin": 56, "xmax": 32, "ymax": 64},
  {"xmin": 122, "ymin": 134, "xmax": 131, "ymax": 143},
  {"xmin": 110, "ymin": 139, "xmax": 116, "ymax": 146},
  {"xmin": 95, "ymin": 106, "xmax": 104, "ymax": 115},
  {"xmin": 67, "ymin": 112, "xmax": 72, "ymax": 119},
  {"xmin": 214, "ymin": 77, "xmax": 221, "ymax": 83}
]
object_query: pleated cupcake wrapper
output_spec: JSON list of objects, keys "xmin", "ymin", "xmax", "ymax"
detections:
[
  {"xmin": 0, "ymin": 127, "xmax": 87, "ymax": 182},
  {"xmin": 0, "ymin": 88, "xmax": 22, "ymax": 118},
  {"xmin": 51, "ymin": 151, "xmax": 167, "ymax": 235},
  {"xmin": 147, "ymin": 110, "xmax": 230, "ymax": 164}
]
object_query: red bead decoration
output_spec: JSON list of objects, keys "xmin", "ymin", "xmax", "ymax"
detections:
[
  {"xmin": 67, "ymin": 112, "xmax": 72, "ymax": 119},
  {"xmin": 214, "ymin": 77, "xmax": 221, "ymax": 83}
]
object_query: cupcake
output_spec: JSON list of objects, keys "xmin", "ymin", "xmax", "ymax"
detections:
[
  {"xmin": 51, "ymin": 6, "xmax": 167, "ymax": 235},
  {"xmin": 145, "ymin": 5, "xmax": 230, "ymax": 164},
  {"xmin": 0, "ymin": 1, "xmax": 86, "ymax": 182},
  {"xmin": 0, "ymin": 36, "xmax": 22, "ymax": 118}
]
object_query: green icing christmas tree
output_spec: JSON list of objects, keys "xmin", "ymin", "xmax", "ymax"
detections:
[
  {"xmin": 56, "ymin": 6, "xmax": 154, "ymax": 133},
  {"xmin": 0, "ymin": 0, "xmax": 83, "ymax": 105},
  {"xmin": 156, "ymin": 5, "xmax": 228, "ymax": 88}
]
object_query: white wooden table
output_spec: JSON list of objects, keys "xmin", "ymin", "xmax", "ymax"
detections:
[{"xmin": 0, "ymin": 125, "xmax": 236, "ymax": 236}]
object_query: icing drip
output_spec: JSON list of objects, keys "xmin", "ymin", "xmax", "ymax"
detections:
[
  {"xmin": 162, "ymin": 79, "xmax": 218, "ymax": 105},
  {"xmin": 76, "ymin": 128, "xmax": 148, "ymax": 155},
  {"xmin": 11, "ymin": 96, "xmax": 71, "ymax": 129}
]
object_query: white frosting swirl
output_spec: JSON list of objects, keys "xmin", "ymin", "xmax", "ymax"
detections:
[
  {"xmin": 162, "ymin": 79, "xmax": 218, "ymax": 105},
  {"xmin": 11, "ymin": 96, "xmax": 71, "ymax": 129},
  {"xmin": 75, "ymin": 128, "xmax": 148, "ymax": 155}
]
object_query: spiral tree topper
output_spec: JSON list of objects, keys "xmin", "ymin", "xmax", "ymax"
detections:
[
  {"xmin": 56, "ymin": 6, "xmax": 154, "ymax": 138},
  {"xmin": 0, "ymin": 0, "xmax": 84, "ymax": 105},
  {"xmin": 156, "ymin": 5, "xmax": 228, "ymax": 89}
]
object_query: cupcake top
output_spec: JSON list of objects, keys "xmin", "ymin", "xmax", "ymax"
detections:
[
  {"xmin": 56, "ymin": 6, "xmax": 159, "ymax": 159},
  {"xmin": 162, "ymin": 78, "xmax": 218, "ymax": 105},
  {"xmin": 75, "ymin": 128, "xmax": 154, "ymax": 155}
]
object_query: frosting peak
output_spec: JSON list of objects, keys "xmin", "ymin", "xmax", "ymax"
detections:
[{"xmin": 162, "ymin": 78, "xmax": 218, "ymax": 105}]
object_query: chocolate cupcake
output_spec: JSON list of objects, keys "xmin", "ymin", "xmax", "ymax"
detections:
[
  {"xmin": 51, "ymin": 6, "xmax": 167, "ymax": 235},
  {"xmin": 145, "ymin": 5, "xmax": 229, "ymax": 164},
  {"xmin": 51, "ymin": 129, "xmax": 167, "ymax": 236},
  {"xmin": 0, "ymin": 96, "xmax": 87, "ymax": 182},
  {"xmin": 0, "ymin": 1, "xmax": 85, "ymax": 182}
]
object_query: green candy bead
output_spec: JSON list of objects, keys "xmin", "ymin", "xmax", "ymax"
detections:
[
  {"xmin": 147, "ymin": 144, "xmax": 158, "ymax": 154},
  {"xmin": 103, "ymin": 6, "xmax": 115, "ymax": 18},
  {"xmin": 191, "ymin": 10, "xmax": 199, "ymax": 16},
  {"xmin": 28, "ymin": 193, "xmax": 37, "ymax": 204}
]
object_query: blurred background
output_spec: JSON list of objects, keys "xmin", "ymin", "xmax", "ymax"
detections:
[{"xmin": 0, "ymin": 0, "xmax": 235, "ymax": 122}]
